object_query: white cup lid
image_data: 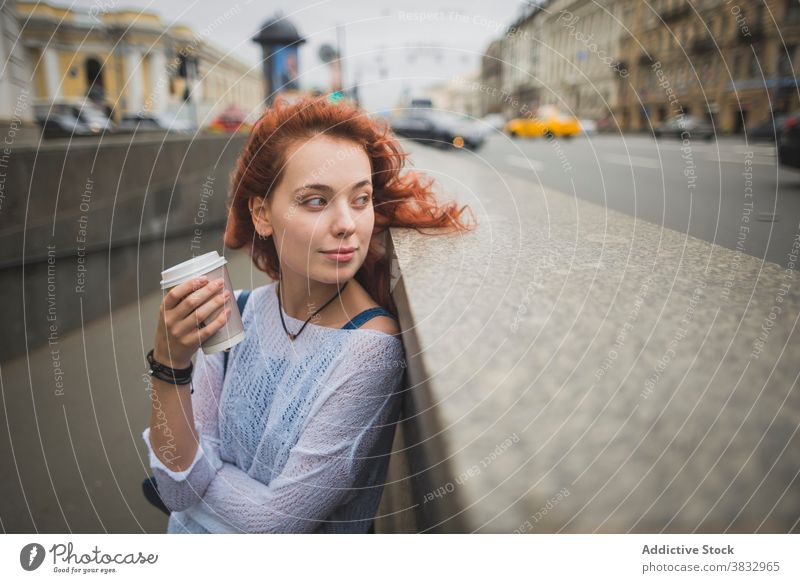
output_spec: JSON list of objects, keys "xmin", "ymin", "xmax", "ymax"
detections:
[{"xmin": 160, "ymin": 251, "xmax": 228, "ymax": 289}]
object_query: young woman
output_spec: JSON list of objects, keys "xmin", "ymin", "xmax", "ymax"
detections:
[{"xmin": 143, "ymin": 96, "xmax": 475, "ymax": 533}]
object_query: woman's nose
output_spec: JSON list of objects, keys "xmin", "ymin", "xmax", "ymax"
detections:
[{"xmin": 330, "ymin": 202, "xmax": 357, "ymax": 235}]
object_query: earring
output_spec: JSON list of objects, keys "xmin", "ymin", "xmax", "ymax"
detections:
[{"xmin": 251, "ymin": 201, "xmax": 267, "ymax": 239}]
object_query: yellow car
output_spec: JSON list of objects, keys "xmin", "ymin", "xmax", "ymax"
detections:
[{"xmin": 505, "ymin": 106, "xmax": 581, "ymax": 138}]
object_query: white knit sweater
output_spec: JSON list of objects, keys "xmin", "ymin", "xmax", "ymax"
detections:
[{"xmin": 142, "ymin": 282, "xmax": 406, "ymax": 533}]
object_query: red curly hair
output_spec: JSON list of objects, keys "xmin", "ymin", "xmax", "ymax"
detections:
[{"xmin": 224, "ymin": 96, "xmax": 476, "ymax": 316}]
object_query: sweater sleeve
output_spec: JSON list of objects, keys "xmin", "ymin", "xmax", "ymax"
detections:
[
  {"xmin": 141, "ymin": 343, "xmax": 226, "ymax": 512},
  {"xmin": 191, "ymin": 337, "xmax": 405, "ymax": 533}
]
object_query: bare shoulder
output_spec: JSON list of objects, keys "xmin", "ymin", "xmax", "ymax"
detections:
[
  {"xmin": 358, "ymin": 313, "xmax": 401, "ymax": 336},
  {"xmin": 349, "ymin": 281, "xmax": 401, "ymax": 336}
]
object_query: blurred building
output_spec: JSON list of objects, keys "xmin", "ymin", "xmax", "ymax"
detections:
[
  {"xmin": 0, "ymin": 0, "xmax": 35, "ymax": 135},
  {"xmin": 480, "ymin": 0, "xmax": 625, "ymax": 121},
  {"xmin": 480, "ymin": 39, "xmax": 505, "ymax": 114},
  {"xmin": 498, "ymin": 2, "xmax": 545, "ymax": 117},
  {"xmin": 618, "ymin": 0, "xmax": 800, "ymax": 133},
  {"xmin": 537, "ymin": 0, "xmax": 629, "ymax": 121},
  {"xmin": 480, "ymin": 0, "xmax": 799, "ymax": 133},
  {"xmin": 15, "ymin": 0, "xmax": 263, "ymax": 125},
  {"xmin": 429, "ymin": 70, "xmax": 483, "ymax": 117}
]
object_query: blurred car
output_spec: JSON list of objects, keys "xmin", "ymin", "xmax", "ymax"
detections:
[
  {"xmin": 653, "ymin": 115, "xmax": 715, "ymax": 141},
  {"xmin": 505, "ymin": 106, "xmax": 581, "ymax": 138},
  {"xmin": 481, "ymin": 113, "xmax": 506, "ymax": 131},
  {"xmin": 207, "ymin": 105, "xmax": 252, "ymax": 133},
  {"xmin": 595, "ymin": 116, "xmax": 616, "ymax": 133},
  {"xmin": 390, "ymin": 111, "xmax": 434, "ymax": 141},
  {"xmin": 579, "ymin": 119, "xmax": 598, "ymax": 135},
  {"xmin": 118, "ymin": 112, "xmax": 196, "ymax": 134},
  {"xmin": 746, "ymin": 114, "xmax": 791, "ymax": 142},
  {"xmin": 410, "ymin": 98, "xmax": 433, "ymax": 108},
  {"xmin": 390, "ymin": 110, "xmax": 486, "ymax": 150},
  {"xmin": 778, "ymin": 113, "xmax": 800, "ymax": 169},
  {"xmin": 33, "ymin": 98, "xmax": 116, "ymax": 138}
]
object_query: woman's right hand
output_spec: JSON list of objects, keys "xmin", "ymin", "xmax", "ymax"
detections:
[{"xmin": 153, "ymin": 276, "xmax": 232, "ymax": 368}]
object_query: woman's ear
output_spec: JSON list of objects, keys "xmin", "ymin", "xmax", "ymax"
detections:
[{"xmin": 249, "ymin": 196, "xmax": 273, "ymax": 239}]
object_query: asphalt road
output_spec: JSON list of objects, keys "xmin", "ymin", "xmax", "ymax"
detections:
[{"xmin": 418, "ymin": 132, "xmax": 800, "ymax": 269}]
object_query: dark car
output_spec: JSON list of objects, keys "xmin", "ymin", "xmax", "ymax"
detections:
[
  {"xmin": 778, "ymin": 113, "xmax": 800, "ymax": 169},
  {"xmin": 34, "ymin": 99, "xmax": 116, "ymax": 138},
  {"xmin": 653, "ymin": 115, "xmax": 715, "ymax": 141},
  {"xmin": 390, "ymin": 110, "xmax": 485, "ymax": 150},
  {"xmin": 747, "ymin": 114, "xmax": 791, "ymax": 142}
]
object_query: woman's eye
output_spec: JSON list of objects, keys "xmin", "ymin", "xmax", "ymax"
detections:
[
  {"xmin": 304, "ymin": 194, "xmax": 371, "ymax": 208},
  {"xmin": 304, "ymin": 197, "xmax": 326, "ymax": 207}
]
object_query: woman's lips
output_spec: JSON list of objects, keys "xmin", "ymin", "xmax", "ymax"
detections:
[{"xmin": 321, "ymin": 250, "xmax": 356, "ymax": 262}]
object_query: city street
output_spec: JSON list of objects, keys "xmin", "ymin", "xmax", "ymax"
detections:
[
  {"xmin": 453, "ymin": 133, "xmax": 800, "ymax": 268},
  {"xmin": 1, "ymin": 0, "xmax": 798, "ymax": 556}
]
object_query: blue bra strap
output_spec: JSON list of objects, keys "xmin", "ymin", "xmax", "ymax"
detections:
[
  {"xmin": 222, "ymin": 289, "xmax": 251, "ymax": 376},
  {"xmin": 341, "ymin": 307, "xmax": 396, "ymax": 330},
  {"xmin": 236, "ymin": 289, "xmax": 252, "ymax": 314}
]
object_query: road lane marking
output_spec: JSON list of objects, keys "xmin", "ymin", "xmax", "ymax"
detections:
[
  {"xmin": 733, "ymin": 145, "xmax": 777, "ymax": 156},
  {"xmin": 602, "ymin": 154, "xmax": 661, "ymax": 169},
  {"xmin": 706, "ymin": 155, "xmax": 776, "ymax": 165},
  {"xmin": 506, "ymin": 155, "xmax": 545, "ymax": 171}
]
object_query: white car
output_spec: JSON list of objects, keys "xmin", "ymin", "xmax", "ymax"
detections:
[
  {"xmin": 118, "ymin": 111, "xmax": 196, "ymax": 134},
  {"xmin": 579, "ymin": 119, "xmax": 598, "ymax": 135},
  {"xmin": 481, "ymin": 113, "xmax": 506, "ymax": 130}
]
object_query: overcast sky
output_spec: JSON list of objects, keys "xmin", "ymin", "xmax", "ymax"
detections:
[{"xmin": 58, "ymin": 0, "xmax": 529, "ymax": 111}]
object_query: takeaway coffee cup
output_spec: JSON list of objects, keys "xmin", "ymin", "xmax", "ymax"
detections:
[{"xmin": 160, "ymin": 251, "xmax": 245, "ymax": 354}]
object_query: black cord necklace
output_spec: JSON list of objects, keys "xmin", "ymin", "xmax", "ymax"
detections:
[{"xmin": 277, "ymin": 278, "xmax": 349, "ymax": 341}]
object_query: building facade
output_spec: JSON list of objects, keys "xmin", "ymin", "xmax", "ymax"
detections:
[
  {"xmin": 480, "ymin": 0, "xmax": 799, "ymax": 133},
  {"xmin": 498, "ymin": 3, "xmax": 545, "ymax": 118},
  {"xmin": 618, "ymin": 0, "xmax": 800, "ymax": 133},
  {"xmin": 429, "ymin": 70, "xmax": 484, "ymax": 117},
  {"xmin": 480, "ymin": 39, "xmax": 505, "ymax": 115},
  {"xmin": 537, "ymin": 0, "xmax": 629, "ymax": 121},
  {"xmin": 0, "ymin": 0, "xmax": 35, "ymax": 132},
  {"xmin": 16, "ymin": 0, "xmax": 263, "ymax": 125}
]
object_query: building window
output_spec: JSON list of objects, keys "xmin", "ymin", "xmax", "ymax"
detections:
[
  {"xmin": 85, "ymin": 57, "xmax": 105, "ymax": 102},
  {"xmin": 754, "ymin": 4, "xmax": 763, "ymax": 29},
  {"xmin": 732, "ymin": 53, "xmax": 742, "ymax": 80},
  {"xmin": 750, "ymin": 51, "xmax": 763, "ymax": 78},
  {"xmin": 778, "ymin": 45, "xmax": 796, "ymax": 77},
  {"xmin": 788, "ymin": 0, "xmax": 800, "ymax": 22}
]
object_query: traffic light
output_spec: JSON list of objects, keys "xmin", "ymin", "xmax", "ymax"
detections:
[{"xmin": 327, "ymin": 91, "xmax": 345, "ymax": 103}]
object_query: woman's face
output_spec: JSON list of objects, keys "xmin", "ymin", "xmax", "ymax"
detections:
[{"xmin": 252, "ymin": 135, "xmax": 375, "ymax": 284}]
